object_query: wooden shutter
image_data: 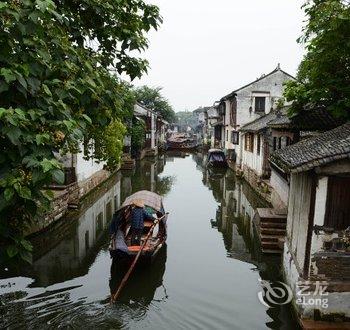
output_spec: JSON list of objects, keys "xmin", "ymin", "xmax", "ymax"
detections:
[{"xmin": 324, "ymin": 176, "xmax": 350, "ymax": 230}]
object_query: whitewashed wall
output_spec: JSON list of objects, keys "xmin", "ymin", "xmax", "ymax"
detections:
[
  {"xmin": 286, "ymin": 172, "xmax": 312, "ymax": 272},
  {"xmin": 309, "ymin": 177, "xmax": 331, "ymax": 256},
  {"xmin": 76, "ymin": 180, "xmax": 120, "ymax": 260},
  {"xmin": 270, "ymin": 168, "xmax": 289, "ymax": 208},
  {"xmin": 226, "ymin": 69, "xmax": 293, "ymax": 161},
  {"xmin": 76, "ymin": 145, "xmax": 105, "ymax": 182},
  {"xmin": 236, "ymin": 70, "xmax": 292, "ymax": 127},
  {"xmin": 241, "ymin": 133, "xmax": 263, "ymax": 175}
]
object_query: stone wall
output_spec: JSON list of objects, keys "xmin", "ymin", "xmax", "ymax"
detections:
[
  {"xmin": 27, "ymin": 168, "xmax": 117, "ymax": 236},
  {"xmin": 241, "ymin": 164, "xmax": 271, "ymax": 203},
  {"xmin": 311, "ymin": 252, "xmax": 350, "ymax": 282}
]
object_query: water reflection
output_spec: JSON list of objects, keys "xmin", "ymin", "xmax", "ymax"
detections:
[
  {"xmin": 193, "ymin": 153, "xmax": 299, "ymax": 329},
  {"xmin": 121, "ymin": 155, "xmax": 175, "ymax": 201},
  {"xmin": 1, "ymin": 173, "xmax": 122, "ymax": 287},
  {"xmin": 0, "ymin": 153, "xmax": 300, "ymax": 329},
  {"xmin": 109, "ymin": 245, "xmax": 167, "ymax": 306}
]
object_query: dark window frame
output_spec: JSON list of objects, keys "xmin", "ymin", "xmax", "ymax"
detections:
[
  {"xmin": 273, "ymin": 137, "xmax": 277, "ymax": 151},
  {"xmin": 244, "ymin": 133, "xmax": 254, "ymax": 152},
  {"xmin": 231, "ymin": 131, "xmax": 239, "ymax": 145},
  {"xmin": 255, "ymin": 97, "xmax": 266, "ymax": 112}
]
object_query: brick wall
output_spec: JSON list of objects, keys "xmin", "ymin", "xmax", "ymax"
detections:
[{"xmin": 311, "ymin": 251, "xmax": 350, "ymax": 282}]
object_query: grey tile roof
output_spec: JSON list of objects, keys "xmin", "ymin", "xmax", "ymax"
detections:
[
  {"xmin": 270, "ymin": 122, "xmax": 350, "ymax": 173},
  {"xmin": 240, "ymin": 111, "xmax": 277, "ymax": 132},
  {"xmin": 268, "ymin": 106, "xmax": 343, "ymax": 131}
]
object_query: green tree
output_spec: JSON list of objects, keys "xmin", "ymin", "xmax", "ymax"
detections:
[
  {"xmin": 0, "ymin": 0, "xmax": 161, "ymax": 262},
  {"xmin": 134, "ymin": 86, "xmax": 176, "ymax": 122},
  {"xmin": 284, "ymin": 0, "xmax": 350, "ymax": 120},
  {"xmin": 130, "ymin": 118, "xmax": 146, "ymax": 155}
]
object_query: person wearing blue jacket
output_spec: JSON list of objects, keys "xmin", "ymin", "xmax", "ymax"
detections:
[{"xmin": 130, "ymin": 199, "xmax": 154, "ymax": 245}]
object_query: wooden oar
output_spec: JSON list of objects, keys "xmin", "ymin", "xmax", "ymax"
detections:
[{"xmin": 110, "ymin": 213, "xmax": 168, "ymax": 304}]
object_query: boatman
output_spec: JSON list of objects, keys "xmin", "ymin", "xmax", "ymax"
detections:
[{"xmin": 130, "ymin": 199, "xmax": 155, "ymax": 246}]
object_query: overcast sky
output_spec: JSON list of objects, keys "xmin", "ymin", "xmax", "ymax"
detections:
[{"xmin": 134, "ymin": 0, "xmax": 305, "ymax": 112}]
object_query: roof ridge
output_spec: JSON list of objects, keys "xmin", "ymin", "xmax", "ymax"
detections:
[
  {"xmin": 270, "ymin": 122, "xmax": 350, "ymax": 173},
  {"xmin": 222, "ymin": 67, "xmax": 295, "ymax": 100}
]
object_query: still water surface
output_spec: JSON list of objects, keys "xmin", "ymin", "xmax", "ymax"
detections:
[{"xmin": 0, "ymin": 153, "xmax": 299, "ymax": 329}]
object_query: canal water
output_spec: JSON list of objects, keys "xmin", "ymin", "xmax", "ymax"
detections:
[{"xmin": 0, "ymin": 153, "xmax": 300, "ymax": 329}]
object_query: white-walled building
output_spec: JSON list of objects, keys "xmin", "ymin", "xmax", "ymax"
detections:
[
  {"xmin": 134, "ymin": 102, "xmax": 158, "ymax": 155},
  {"xmin": 218, "ymin": 65, "xmax": 294, "ymax": 162},
  {"xmin": 270, "ymin": 123, "xmax": 350, "ymax": 324}
]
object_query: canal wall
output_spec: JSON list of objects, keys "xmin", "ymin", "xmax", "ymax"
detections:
[
  {"xmin": 231, "ymin": 162, "xmax": 272, "ymax": 206},
  {"xmin": 26, "ymin": 167, "xmax": 119, "ymax": 236}
]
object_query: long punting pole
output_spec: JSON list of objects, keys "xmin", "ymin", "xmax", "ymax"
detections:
[{"xmin": 110, "ymin": 213, "xmax": 168, "ymax": 304}]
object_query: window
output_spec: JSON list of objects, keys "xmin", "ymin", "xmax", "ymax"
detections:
[
  {"xmin": 230, "ymin": 99, "xmax": 237, "ymax": 127},
  {"xmin": 96, "ymin": 212, "xmax": 103, "ymax": 235},
  {"xmin": 244, "ymin": 133, "xmax": 254, "ymax": 152},
  {"xmin": 286, "ymin": 137, "xmax": 292, "ymax": 146},
  {"xmin": 106, "ymin": 201, "xmax": 112, "ymax": 222},
  {"xmin": 257, "ymin": 135, "xmax": 261, "ymax": 155},
  {"xmin": 278, "ymin": 137, "xmax": 282, "ymax": 149},
  {"xmin": 85, "ymin": 231, "xmax": 90, "ymax": 252},
  {"xmin": 226, "ymin": 130, "xmax": 229, "ymax": 141},
  {"xmin": 231, "ymin": 131, "xmax": 239, "ymax": 145},
  {"xmin": 324, "ymin": 177, "xmax": 350, "ymax": 230},
  {"xmin": 255, "ymin": 97, "xmax": 266, "ymax": 112},
  {"xmin": 273, "ymin": 137, "xmax": 277, "ymax": 151}
]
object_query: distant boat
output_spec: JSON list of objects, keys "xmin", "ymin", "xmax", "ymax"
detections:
[
  {"xmin": 206, "ymin": 149, "xmax": 228, "ymax": 168},
  {"xmin": 166, "ymin": 133, "xmax": 198, "ymax": 150},
  {"xmin": 109, "ymin": 190, "xmax": 168, "ymax": 263}
]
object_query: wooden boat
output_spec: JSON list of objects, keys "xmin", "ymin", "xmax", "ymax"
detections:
[
  {"xmin": 166, "ymin": 133, "xmax": 198, "ymax": 150},
  {"xmin": 109, "ymin": 190, "xmax": 168, "ymax": 263},
  {"xmin": 207, "ymin": 149, "xmax": 228, "ymax": 168}
]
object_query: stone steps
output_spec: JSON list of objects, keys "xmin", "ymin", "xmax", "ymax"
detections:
[
  {"xmin": 260, "ymin": 222, "xmax": 286, "ymax": 229},
  {"xmin": 254, "ymin": 208, "xmax": 287, "ymax": 254},
  {"xmin": 260, "ymin": 227, "xmax": 286, "ymax": 235}
]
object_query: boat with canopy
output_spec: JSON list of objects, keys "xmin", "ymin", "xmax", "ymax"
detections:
[
  {"xmin": 109, "ymin": 190, "xmax": 168, "ymax": 263},
  {"xmin": 207, "ymin": 149, "xmax": 228, "ymax": 168}
]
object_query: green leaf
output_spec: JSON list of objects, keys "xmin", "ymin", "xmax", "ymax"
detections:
[
  {"xmin": 0, "ymin": 81, "xmax": 9, "ymax": 93},
  {"xmin": 82, "ymin": 114, "xmax": 92, "ymax": 124},
  {"xmin": 6, "ymin": 128, "xmax": 21, "ymax": 144},
  {"xmin": 18, "ymin": 186, "xmax": 32, "ymax": 199},
  {"xmin": 4, "ymin": 188, "xmax": 14, "ymax": 201},
  {"xmin": 6, "ymin": 245, "xmax": 19, "ymax": 258},
  {"xmin": 19, "ymin": 249, "xmax": 32, "ymax": 264},
  {"xmin": 17, "ymin": 74, "xmax": 27, "ymax": 90},
  {"xmin": 35, "ymin": 133, "xmax": 50, "ymax": 145},
  {"xmin": 0, "ymin": 68, "xmax": 16, "ymax": 83},
  {"xmin": 44, "ymin": 189, "xmax": 54, "ymax": 199},
  {"xmin": 0, "ymin": 107, "xmax": 6, "ymax": 118},
  {"xmin": 42, "ymin": 84, "xmax": 52, "ymax": 96},
  {"xmin": 32, "ymin": 169, "xmax": 45, "ymax": 184},
  {"xmin": 41, "ymin": 159, "xmax": 52, "ymax": 172},
  {"xmin": 23, "ymin": 156, "xmax": 39, "ymax": 167},
  {"xmin": 20, "ymin": 239, "xmax": 33, "ymax": 252},
  {"xmin": 52, "ymin": 169, "xmax": 64, "ymax": 184},
  {"xmin": 41, "ymin": 158, "xmax": 58, "ymax": 172}
]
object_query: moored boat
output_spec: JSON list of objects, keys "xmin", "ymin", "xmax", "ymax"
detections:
[
  {"xmin": 206, "ymin": 148, "xmax": 228, "ymax": 168},
  {"xmin": 166, "ymin": 133, "xmax": 198, "ymax": 150},
  {"xmin": 109, "ymin": 190, "xmax": 168, "ymax": 263}
]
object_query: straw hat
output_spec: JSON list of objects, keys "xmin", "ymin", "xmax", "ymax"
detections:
[{"xmin": 132, "ymin": 199, "xmax": 145, "ymax": 208}]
